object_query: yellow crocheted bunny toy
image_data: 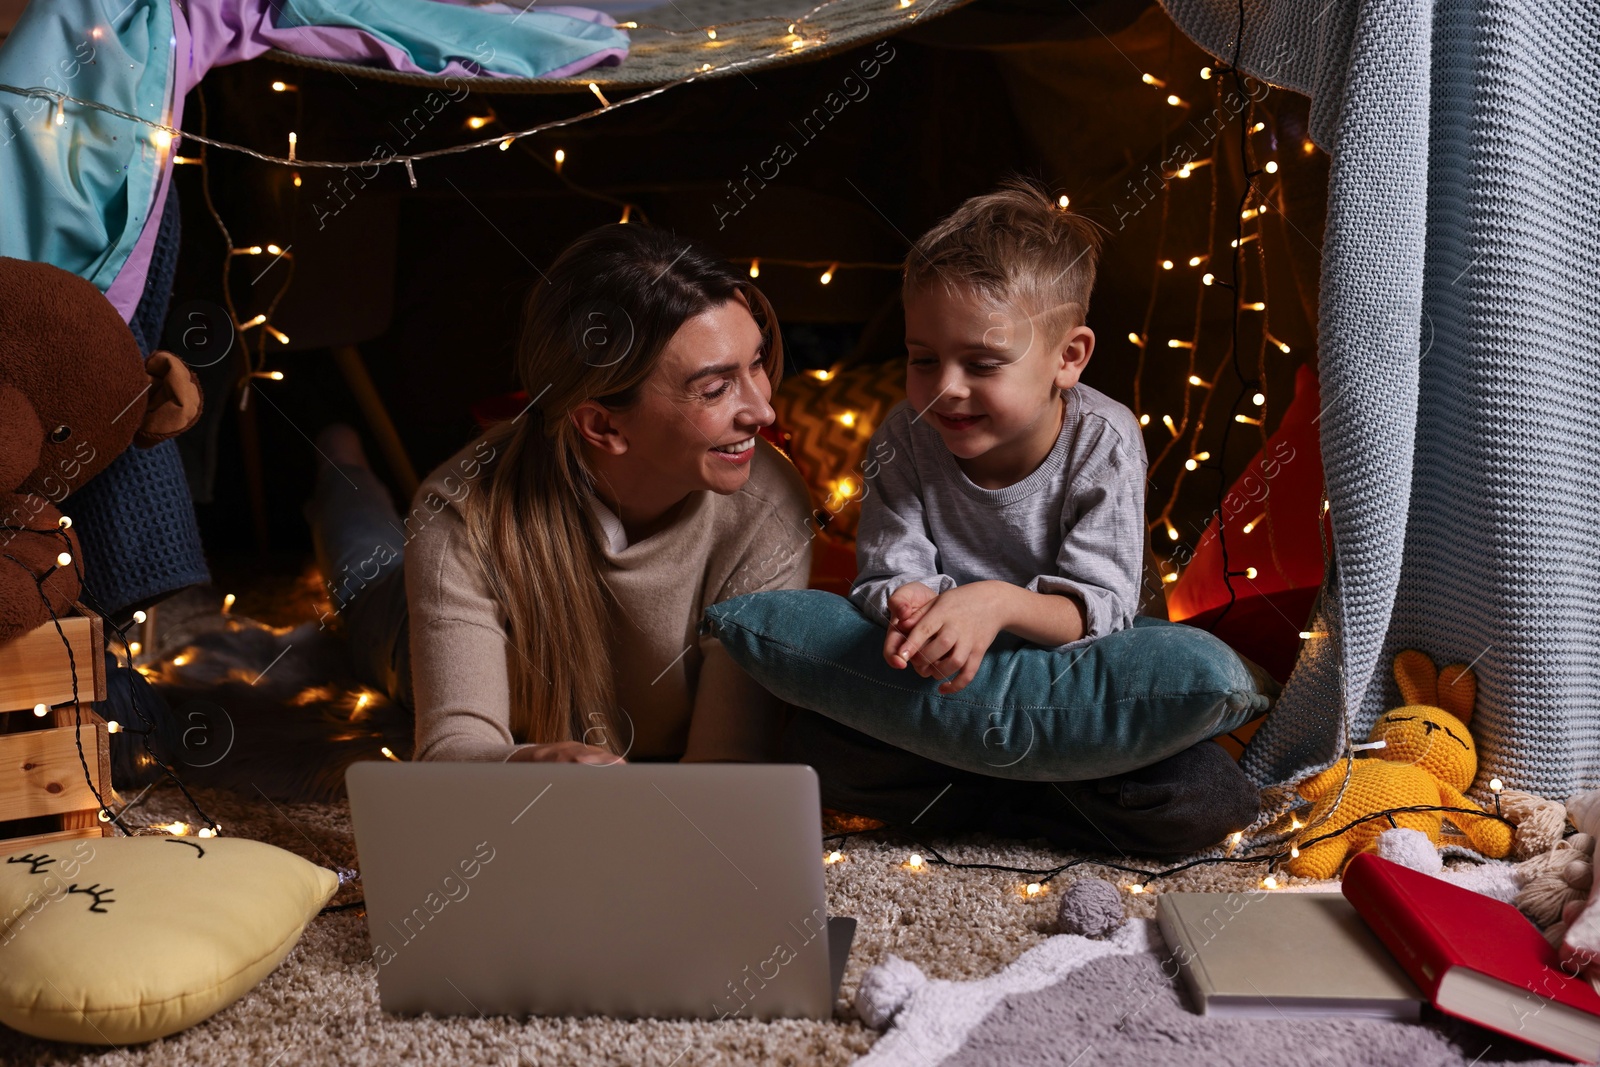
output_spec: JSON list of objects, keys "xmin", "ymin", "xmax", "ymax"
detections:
[{"xmin": 1287, "ymin": 649, "xmax": 1515, "ymax": 879}]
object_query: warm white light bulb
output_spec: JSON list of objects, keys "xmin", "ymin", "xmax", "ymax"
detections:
[
  {"xmin": 33, "ymin": 703, "xmax": 48, "ymax": 717},
  {"xmin": 132, "ymin": 609, "xmax": 147, "ymax": 624},
  {"xmin": 56, "ymin": 552, "xmax": 72, "ymax": 567}
]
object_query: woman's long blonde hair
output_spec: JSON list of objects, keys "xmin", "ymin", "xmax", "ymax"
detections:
[{"xmin": 465, "ymin": 224, "xmax": 784, "ymax": 751}]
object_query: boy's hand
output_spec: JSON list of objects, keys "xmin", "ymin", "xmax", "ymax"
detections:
[
  {"xmin": 895, "ymin": 582, "xmax": 1008, "ymax": 694},
  {"xmin": 884, "ymin": 581, "xmax": 939, "ymax": 668}
]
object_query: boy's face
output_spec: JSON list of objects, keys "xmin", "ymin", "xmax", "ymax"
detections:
[{"xmin": 903, "ymin": 282, "xmax": 1094, "ymax": 475}]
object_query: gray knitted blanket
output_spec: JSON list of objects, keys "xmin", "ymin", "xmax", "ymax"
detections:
[{"xmin": 1160, "ymin": 0, "xmax": 1600, "ymax": 799}]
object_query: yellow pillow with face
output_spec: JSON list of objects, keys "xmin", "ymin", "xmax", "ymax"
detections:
[{"xmin": 0, "ymin": 836, "xmax": 337, "ymax": 1044}]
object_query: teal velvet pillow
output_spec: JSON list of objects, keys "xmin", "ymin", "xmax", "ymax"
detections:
[{"xmin": 701, "ymin": 590, "xmax": 1279, "ymax": 782}]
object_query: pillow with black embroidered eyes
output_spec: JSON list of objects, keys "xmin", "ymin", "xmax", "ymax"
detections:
[
  {"xmin": 703, "ymin": 589, "xmax": 1279, "ymax": 781},
  {"xmin": 0, "ymin": 836, "xmax": 337, "ymax": 1044}
]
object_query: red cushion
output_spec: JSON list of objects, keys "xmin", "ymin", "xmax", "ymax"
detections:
[{"xmin": 1165, "ymin": 363, "xmax": 1330, "ymax": 683}]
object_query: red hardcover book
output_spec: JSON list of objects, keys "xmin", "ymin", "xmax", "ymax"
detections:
[{"xmin": 1343, "ymin": 853, "xmax": 1600, "ymax": 1062}]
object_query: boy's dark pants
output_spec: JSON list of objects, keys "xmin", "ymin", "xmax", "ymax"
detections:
[{"xmin": 780, "ymin": 709, "xmax": 1260, "ymax": 857}]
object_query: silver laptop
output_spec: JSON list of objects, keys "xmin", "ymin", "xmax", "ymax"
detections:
[{"xmin": 346, "ymin": 762, "xmax": 856, "ymax": 1021}]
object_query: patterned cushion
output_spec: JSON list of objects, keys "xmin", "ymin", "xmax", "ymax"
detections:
[{"xmin": 771, "ymin": 358, "xmax": 904, "ymax": 544}]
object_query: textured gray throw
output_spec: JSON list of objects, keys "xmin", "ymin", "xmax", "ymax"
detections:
[{"xmin": 1159, "ymin": 0, "xmax": 1600, "ymax": 799}]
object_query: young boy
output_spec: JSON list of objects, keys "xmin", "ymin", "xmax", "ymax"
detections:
[{"xmin": 849, "ymin": 179, "xmax": 1147, "ymax": 695}]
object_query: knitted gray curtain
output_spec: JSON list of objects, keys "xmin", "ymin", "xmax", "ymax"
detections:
[{"xmin": 1160, "ymin": 0, "xmax": 1600, "ymax": 799}]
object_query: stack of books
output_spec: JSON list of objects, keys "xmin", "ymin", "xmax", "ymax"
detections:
[{"xmin": 1157, "ymin": 853, "xmax": 1600, "ymax": 1062}]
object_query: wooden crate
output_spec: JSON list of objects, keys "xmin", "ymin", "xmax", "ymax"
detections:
[
  {"xmin": 0, "ymin": 607, "xmax": 113, "ymax": 853},
  {"xmin": 0, "ymin": 605, "xmax": 106, "ymax": 712}
]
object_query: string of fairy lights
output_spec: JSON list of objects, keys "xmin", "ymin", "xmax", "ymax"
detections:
[
  {"xmin": 818, "ymin": 794, "xmax": 1518, "ymax": 899},
  {"xmin": 0, "ymin": 0, "xmax": 932, "ymax": 394}
]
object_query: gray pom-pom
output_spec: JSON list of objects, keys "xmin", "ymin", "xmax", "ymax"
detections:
[
  {"xmin": 855, "ymin": 954, "xmax": 927, "ymax": 1030},
  {"xmin": 1376, "ymin": 827, "xmax": 1444, "ymax": 874},
  {"xmin": 1056, "ymin": 878, "xmax": 1125, "ymax": 938}
]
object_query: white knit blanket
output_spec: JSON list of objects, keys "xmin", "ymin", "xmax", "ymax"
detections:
[{"xmin": 1159, "ymin": 0, "xmax": 1600, "ymax": 799}]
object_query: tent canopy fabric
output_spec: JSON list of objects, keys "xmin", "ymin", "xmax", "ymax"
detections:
[
  {"xmin": 1160, "ymin": 0, "xmax": 1600, "ymax": 801},
  {"xmin": 265, "ymin": 0, "xmax": 975, "ymax": 93}
]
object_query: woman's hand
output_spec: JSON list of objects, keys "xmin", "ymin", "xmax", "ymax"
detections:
[
  {"xmin": 506, "ymin": 741, "xmax": 626, "ymax": 765},
  {"xmin": 895, "ymin": 581, "xmax": 1009, "ymax": 694}
]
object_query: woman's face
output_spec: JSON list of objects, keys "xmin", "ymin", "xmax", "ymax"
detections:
[{"xmin": 607, "ymin": 294, "xmax": 776, "ymax": 498}]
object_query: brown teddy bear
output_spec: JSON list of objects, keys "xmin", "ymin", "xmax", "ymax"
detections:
[{"xmin": 0, "ymin": 257, "xmax": 203, "ymax": 645}]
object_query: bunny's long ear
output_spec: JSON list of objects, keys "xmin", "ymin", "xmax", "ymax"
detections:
[
  {"xmin": 1436, "ymin": 664, "xmax": 1476, "ymax": 723},
  {"xmin": 1393, "ymin": 649, "xmax": 1438, "ymax": 707},
  {"xmin": 134, "ymin": 351, "xmax": 203, "ymax": 447}
]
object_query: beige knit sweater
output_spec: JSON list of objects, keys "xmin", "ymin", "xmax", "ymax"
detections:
[{"xmin": 407, "ymin": 435, "xmax": 815, "ymax": 763}]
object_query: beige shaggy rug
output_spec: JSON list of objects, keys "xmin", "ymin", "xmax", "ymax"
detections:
[
  {"xmin": 0, "ymin": 598, "xmax": 1527, "ymax": 1065},
  {"xmin": 0, "ymin": 776, "xmax": 1346, "ymax": 1067}
]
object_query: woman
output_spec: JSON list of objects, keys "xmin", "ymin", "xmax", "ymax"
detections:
[{"xmin": 308, "ymin": 224, "xmax": 814, "ymax": 764}]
